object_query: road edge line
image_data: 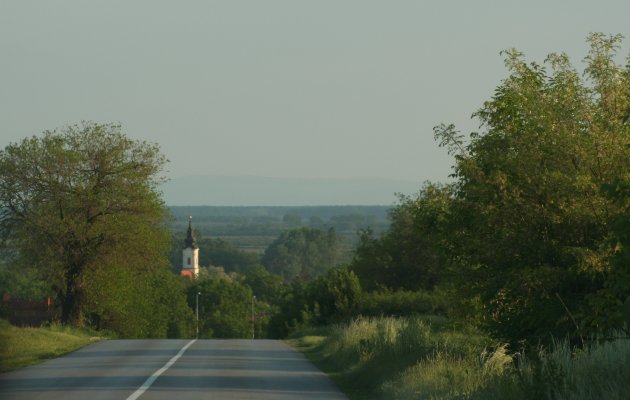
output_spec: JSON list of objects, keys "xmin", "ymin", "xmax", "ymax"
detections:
[{"xmin": 126, "ymin": 338, "xmax": 197, "ymax": 400}]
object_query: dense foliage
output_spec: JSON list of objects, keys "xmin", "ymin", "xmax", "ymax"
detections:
[
  {"xmin": 0, "ymin": 123, "xmax": 194, "ymax": 337},
  {"xmin": 262, "ymin": 227, "xmax": 345, "ymax": 281},
  {"xmin": 442, "ymin": 33, "xmax": 629, "ymax": 343},
  {"xmin": 190, "ymin": 276, "xmax": 256, "ymax": 339},
  {"xmin": 351, "ymin": 183, "xmax": 453, "ymax": 292},
  {"xmin": 349, "ymin": 33, "xmax": 630, "ymax": 345}
]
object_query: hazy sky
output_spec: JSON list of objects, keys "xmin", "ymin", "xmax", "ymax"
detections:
[{"xmin": 2, "ymin": 0, "xmax": 629, "ymax": 183}]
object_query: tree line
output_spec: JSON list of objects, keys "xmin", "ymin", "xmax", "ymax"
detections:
[
  {"xmin": 1, "ymin": 34, "xmax": 628, "ymax": 345},
  {"xmin": 167, "ymin": 205, "xmax": 390, "ymax": 254}
]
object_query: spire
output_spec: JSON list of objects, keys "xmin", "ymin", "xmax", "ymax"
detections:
[{"xmin": 184, "ymin": 216, "xmax": 198, "ymax": 249}]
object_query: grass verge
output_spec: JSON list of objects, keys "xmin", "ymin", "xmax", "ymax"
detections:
[
  {"xmin": 287, "ymin": 315, "xmax": 491, "ymax": 399},
  {"xmin": 0, "ymin": 319, "xmax": 103, "ymax": 372},
  {"xmin": 287, "ymin": 316, "xmax": 630, "ymax": 400}
]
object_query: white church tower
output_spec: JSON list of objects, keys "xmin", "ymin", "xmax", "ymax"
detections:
[{"xmin": 181, "ymin": 216, "xmax": 199, "ymax": 278}]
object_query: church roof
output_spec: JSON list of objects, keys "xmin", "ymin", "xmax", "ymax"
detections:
[{"xmin": 184, "ymin": 216, "xmax": 198, "ymax": 249}]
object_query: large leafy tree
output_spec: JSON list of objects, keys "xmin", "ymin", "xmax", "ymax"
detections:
[
  {"xmin": 83, "ymin": 264, "xmax": 194, "ymax": 338},
  {"xmin": 243, "ymin": 265, "xmax": 287, "ymax": 304},
  {"xmin": 350, "ymin": 183, "xmax": 453, "ymax": 292},
  {"xmin": 192, "ymin": 277, "xmax": 255, "ymax": 338},
  {"xmin": 435, "ymin": 33, "xmax": 630, "ymax": 343},
  {"xmin": 262, "ymin": 227, "xmax": 343, "ymax": 282},
  {"xmin": 0, "ymin": 122, "xmax": 171, "ymax": 326}
]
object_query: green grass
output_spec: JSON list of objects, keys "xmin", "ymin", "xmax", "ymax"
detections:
[
  {"xmin": 468, "ymin": 339, "xmax": 630, "ymax": 400},
  {"xmin": 287, "ymin": 316, "xmax": 492, "ymax": 399},
  {"xmin": 288, "ymin": 316, "xmax": 630, "ymax": 400},
  {"xmin": 0, "ymin": 319, "xmax": 103, "ymax": 372}
]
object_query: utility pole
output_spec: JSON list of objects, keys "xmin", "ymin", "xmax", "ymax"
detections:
[
  {"xmin": 196, "ymin": 292, "xmax": 201, "ymax": 338},
  {"xmin": 251, "ymin": 295, "xmax": 256, "ymax": 340}
]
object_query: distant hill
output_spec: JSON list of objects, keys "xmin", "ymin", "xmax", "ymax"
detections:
[{"xmin": 160, "ymin": 175, "xmax": 422, "ymax": 206}]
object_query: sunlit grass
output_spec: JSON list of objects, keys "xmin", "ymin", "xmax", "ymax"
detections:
[
  {"xmin": 287, "ymin": 316, "xmax": 492, "ymax": 399},
  {"xmin": 469, "ymin": 339, "xmax": 630, "ymax": 400},
  {"xmin": 288, "ymin": 316, "xmax": 630, "ymax": 400},
  {"xmin": 0, "ymin": 319, "xmax": 103, "ymax": 372}
]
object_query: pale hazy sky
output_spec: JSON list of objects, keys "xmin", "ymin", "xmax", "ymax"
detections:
[{"xmin": 2, "ymin": 1, "xmax": 629, "ymax": 183}]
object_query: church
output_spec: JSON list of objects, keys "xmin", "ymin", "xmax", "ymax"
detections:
[{"xmin": 180, "ymin": 216, "xmax": 199, "ymax": 277}]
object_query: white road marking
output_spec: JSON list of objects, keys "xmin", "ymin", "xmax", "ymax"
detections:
[{"xmin": 126, "ymin": 339, "xmax": 197, "ymax": 400}]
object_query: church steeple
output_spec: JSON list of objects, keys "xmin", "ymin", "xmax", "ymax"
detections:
[
  {"xmin": 184, "ymin": 216, "xmax": 198, "ymax": 249},
  {"xmin": 181, "ymin": 216, "xmax": 199, "ymax": 278}
]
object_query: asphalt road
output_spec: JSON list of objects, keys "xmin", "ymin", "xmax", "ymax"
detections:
[{"xmin": 0, "ymin": 339, "xmax": 348, "ymax": 400}]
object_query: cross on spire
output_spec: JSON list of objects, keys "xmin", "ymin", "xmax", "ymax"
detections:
[{"xmin": 184, "ymin": 216, "xmax": 198, "ymax": 249}]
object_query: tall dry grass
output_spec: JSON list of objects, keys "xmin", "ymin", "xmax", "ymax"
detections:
[{"xmin": 289, "ymin": 316, "xmax": 630, "ymax": 400}]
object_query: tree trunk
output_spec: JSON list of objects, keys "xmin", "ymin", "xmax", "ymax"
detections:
[{"xmin": 60, "ymin": 270, "xmax": 83, "ymax": 326}]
